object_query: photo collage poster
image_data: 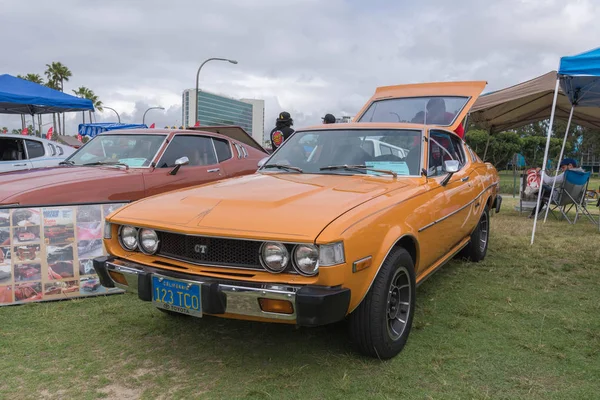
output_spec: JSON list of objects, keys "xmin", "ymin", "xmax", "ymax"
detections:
[{"xmin": 0, "ymin": 203, "xmax": 126, "ymax": 306}]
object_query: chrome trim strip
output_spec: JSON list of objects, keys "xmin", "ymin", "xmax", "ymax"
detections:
[
  {"xmin": 105, "ymin": 261, "xmax": 299, "ymax": 320},
  {"xmin": 417, "ymin": 182, "xmax": 498, "ymax": 233}
]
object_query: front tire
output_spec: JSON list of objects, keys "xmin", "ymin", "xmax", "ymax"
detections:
[
  {"xmin": 349, "ymin": 248, "xmax": 416, "ymax": 359},
  {"xmin": 460, "ymin": 206, "xmax": 490, "ymax": 262}
]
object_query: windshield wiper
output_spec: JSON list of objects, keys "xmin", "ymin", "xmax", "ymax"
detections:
[
  {"xmin": 262, "ymin": 164, "xmax": 303, "ymax": 173},
  {"xmin": 58, "ymin": 160, "xmax": 74, "ymax": 166},
  {"xmin": 320, "ymin": 164, "xmax": 397, "ymax": 178},
  {"xmin": 82, "ymin": 161, "xmax": 129, "ymax": 169}
]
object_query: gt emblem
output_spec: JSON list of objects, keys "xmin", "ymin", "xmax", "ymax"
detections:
[{"xmin": 194, "ymin": 244, "xmax": 208, "ymax": 254}]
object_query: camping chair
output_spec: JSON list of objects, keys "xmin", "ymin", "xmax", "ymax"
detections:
[
  {"xmin": 547, "ymin": 170, "xmax": 597, "ymax": 225},
  {"xmin": 518, "ymin": 173, "xmax": 538, "ymax": 213}
]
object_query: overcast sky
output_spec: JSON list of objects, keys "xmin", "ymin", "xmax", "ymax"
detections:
[{"xmin": 1, "ymin": 0, "xmax": 599, "ymax": 142}]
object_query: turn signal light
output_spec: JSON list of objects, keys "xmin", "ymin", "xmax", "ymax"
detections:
[
  {"xmin": 108, "ymin": 270, "xmax": 129, "ymax": 286},
  {"xmin": 352, "ymin": 256, "xmax": 372, "ymax": 273},
  {"xmin": 258, "ymin": 298, "xmax": 294, "ymax": 314}
]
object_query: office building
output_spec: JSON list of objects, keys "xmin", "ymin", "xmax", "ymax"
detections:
[{"xmin": 182, "ymin": 89, "xmax": 265, "ymax": 144}]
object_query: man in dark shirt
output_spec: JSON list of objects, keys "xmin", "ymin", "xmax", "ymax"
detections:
[
  {"xmin": 270, "ymin": 111, "xmax": 295, "ymax": 151},
  {"xmin": 322, "ymin": 113, "xmax": 336, "ymax": 124}
]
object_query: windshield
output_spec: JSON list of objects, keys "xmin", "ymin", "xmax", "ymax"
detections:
[
  {"xmin": 262, "ymin": 129, "xmax": 422, "ymax": 176},
  {"xmin": 358, "ymin": 96, "xmax": 468, "ymax": 126},
  {"xmin": 65, "ymin": 134, "xmax": 167, "ymax": 167}
]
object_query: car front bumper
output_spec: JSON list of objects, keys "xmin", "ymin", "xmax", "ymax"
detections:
[{"xmin": 92, "ymin": 256, "xmax": 351, "ymax": 327}]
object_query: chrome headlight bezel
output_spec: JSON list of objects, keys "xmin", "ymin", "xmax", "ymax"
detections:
[
  {"xmin": 138, "ymin": 228, "xmax": 159, "ymax": 254},
  {"xmin": 292, "ymin": 244, "xmax": 320, "ymax": 276},
  {"xmin": 260, "ymin": 242, "xmax": 290, "ymax": 273},
  {"xmin": 118, "ymin": 225, "xmax": 138, "ymax": 251}
]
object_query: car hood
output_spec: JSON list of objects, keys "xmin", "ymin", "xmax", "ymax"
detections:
[
  {"xmin": 0, "ymin": 166, "xmax": 137, "ymax": 204},
  {"xmin": 109, "ymin": 173, "xmax": 410, "ymax": 242}
]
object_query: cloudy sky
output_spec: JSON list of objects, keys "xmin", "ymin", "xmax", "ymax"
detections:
[{"xmin": 1, "ymin": 0, "xmax": 599, "ymax": 142}]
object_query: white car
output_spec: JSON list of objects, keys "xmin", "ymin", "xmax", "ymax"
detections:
[{"xmin": 0, "ymin": 134, "xmax": 76, "ymax": 173}]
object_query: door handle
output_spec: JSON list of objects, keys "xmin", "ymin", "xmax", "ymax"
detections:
[
  {"xmin": 207, "ymin": 168, "xmax": 220, "ymax": 173},
  {"xmin": 13, "ymin": 163, "xmax": 27, "ymax": 167},
  {"xmin": 461, "ymin": 176, "xmax": 470, "ymax": 182}
]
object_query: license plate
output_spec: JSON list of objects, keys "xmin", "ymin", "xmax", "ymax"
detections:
[{"xmin": 151, "ymin": 275, "xmax": 202, "ymax": 317}]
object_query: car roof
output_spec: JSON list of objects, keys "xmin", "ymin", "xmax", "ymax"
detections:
[
  {"xmin": 296, "ymin": 122, "xmax": 464, "ymax": 140},
  {"xmin": 0, "ymin": 133, "xmax": 57, "ymax": 142}
]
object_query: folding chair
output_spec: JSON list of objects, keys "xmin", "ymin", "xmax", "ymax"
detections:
[{"xmin": 548, "ymin": 170, "xmax": 597, "ymax": 225}]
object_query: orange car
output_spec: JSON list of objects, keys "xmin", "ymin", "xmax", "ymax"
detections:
[{"xmin": 93, "ymin": 81, "xmax": 501, "ymax": 359}]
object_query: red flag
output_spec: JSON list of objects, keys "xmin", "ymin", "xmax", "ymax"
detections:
[
  {"xmin": 46, "ymin": 127, "xmax": 53, "ymax": 140},
  {"xmin": 149, "ymin": 123, "xmax": 155, "ymax": 128},
  {"xmin": 194, "ymin": 120, "xmax": 200, "ymax": 127},
  {"xmin": 77, "ymin": 134, "xmax": 83, "ymax": 142},
  {"xmin": 22, "ymin": 128, "xmax": 28, "ymax": 135}
]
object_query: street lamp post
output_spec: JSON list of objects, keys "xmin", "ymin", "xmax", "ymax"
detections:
[
  {"xmin": 143, "ymin": 107, "xmax": 165, "ymax": 125},
  {"xmin": 194, "ymin": 57, "xmax": 238, "ymax": 126},
  {"xmin": 103, "ymin": 106, "xmax": 121, "ymax": 123}
]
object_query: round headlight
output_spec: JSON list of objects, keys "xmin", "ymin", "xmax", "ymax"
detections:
[
  {"xmin": 139, "ymin": 228, "xmax": 159, "ymax": 254},
  {"xmin": 119, "ymin": 225, "xmax": 138, "ymax": 251},
  {"xmin": 293, "ymin": 244, "xmax": 319, "ymax": 276},
  {"xmin": 260, "ymin": 242, "xmax": 289, "ymax": 273}
]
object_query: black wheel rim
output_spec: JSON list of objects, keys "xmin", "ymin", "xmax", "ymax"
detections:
[
  {"xmin": 386, "ymin": 267, "xmax": 411, "ymax": 341},
  {"xmin": 479, "ymin": 212, "xmax": 489, "ymax": 253}
]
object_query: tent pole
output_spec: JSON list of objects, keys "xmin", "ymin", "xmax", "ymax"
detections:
[
  {"xmin": 513, "ymin": 153, "xmax": 517, "ymax": 198},
  {"xmin": 543, "ymin": 105, "xmax": 574, "ymax": 223},
  {"xmin": 483, "ymin": 128, "xmax": 492, "ymax": 161},
  {"xmin": 531, "ymin": 78, "xmax": 560, "ymax": 245}
]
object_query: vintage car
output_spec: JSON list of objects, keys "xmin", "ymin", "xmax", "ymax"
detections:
[
  {"xmin": 93, "ymin": 81, "xmax": 502, "ymax": 359},
  {"xmin": 0, "ymin": 126, "xmax": 267, "ymax": 207},
  {"xmin": 0, "ymin": 134, "xmax": 76, "ymax": 173},
  {"xmin": 46, "ymin": 245, "xmax": 74, "ymax": 264},
  {"xmin": 82, "ymin": 278, "xmax": 101, "ymax": 292}
]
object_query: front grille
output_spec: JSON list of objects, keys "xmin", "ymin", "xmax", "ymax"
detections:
[{"xmin": 157, "ymin": 231, "xmax": 263, "ymax": 270}]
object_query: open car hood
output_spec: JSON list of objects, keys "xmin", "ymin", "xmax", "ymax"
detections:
[
  {"xmin": 188, "ymin": 125, "xmax": 267, "ymax": 154},
  {"xmin": 354, "ymin": 81, "xmax": 487, "ymax": 132}
]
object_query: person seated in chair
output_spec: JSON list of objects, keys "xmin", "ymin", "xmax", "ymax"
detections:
[{"xmin": 528, "ymin": 158, "xmax": 585, "ymax": 218}]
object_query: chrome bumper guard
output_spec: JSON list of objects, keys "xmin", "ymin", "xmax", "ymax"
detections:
[{"xmin": 92, "ymin": 256, "xmax": 351, "ymax": 326}]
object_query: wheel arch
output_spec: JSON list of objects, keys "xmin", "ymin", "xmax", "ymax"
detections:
[{"xmin": 347, "ymin": 232, "xmax": 419, "ymax": 314}]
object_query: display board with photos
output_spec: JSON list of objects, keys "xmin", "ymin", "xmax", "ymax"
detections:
[{"xmin": 0, "ymin": 203, "xmax": 127, "ymax": 306}]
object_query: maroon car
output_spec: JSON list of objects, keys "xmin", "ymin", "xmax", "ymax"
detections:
[{"xmin": 0, "ymin": 127, "xmax": 267, "ymax": 207}]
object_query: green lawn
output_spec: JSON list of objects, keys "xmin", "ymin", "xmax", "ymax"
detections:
[{"xmin": 1, "ymin": 197, "xmax": 599, "ymax": 399}]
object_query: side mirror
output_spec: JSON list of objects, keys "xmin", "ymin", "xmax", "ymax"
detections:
[
  {"xmin": 257, "ymin": 157, "xmax": 269, "ymax": 169},
  {"xmin": 441, "ymin": 160, "xmax": 460, "ymax": 186},
  {"xmin": 169, "ymin": 156, "xmax": 189, "ymax": 176}
]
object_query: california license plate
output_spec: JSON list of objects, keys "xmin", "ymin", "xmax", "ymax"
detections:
[{"xmin": 151, "ymin": 275, "xmax": 202, "ymax": 317}]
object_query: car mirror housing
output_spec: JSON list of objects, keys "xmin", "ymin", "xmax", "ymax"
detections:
[
  {"xmin": 257, "ymin": 157, "xmax": 269, "ymax": 169},
  {"xmin": 169, "ymin": 156, "xmax": 190, "ymax": 176},
  {"xmin": 441, "ymin": 160, "xmax": 460, "ymax": 186}
]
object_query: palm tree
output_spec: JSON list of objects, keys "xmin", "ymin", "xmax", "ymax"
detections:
[
  {"xmin": 72, "ymin": 86, "xmax": 90, "ymax": 124},
  {"xmin": 45, "ymin": 62, "xmax": 72, "ymax": 134},
  {"xmin": 45, "ymin": 79, "xmax": 61, "ymax": 135},
  {"xmin": 88, "ymin": 91, "xmax": 103, "ymax": 123}
]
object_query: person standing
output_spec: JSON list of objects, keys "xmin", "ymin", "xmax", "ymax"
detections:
[{"xmin": 270, "ymin": 111, "xmax": 295, "ymax": 152}]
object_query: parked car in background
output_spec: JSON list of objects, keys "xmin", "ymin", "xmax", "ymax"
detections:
[
  {"xmin": 0, "ymin": 134, "xmax": 76, "ymax": 173},
  {"xmin": 0, "ymin": 127, "xmax": 267, "ymax": 207},
  {"xmin": 93, "ymin": 81, "xmax": 501, "ymax": 360}
]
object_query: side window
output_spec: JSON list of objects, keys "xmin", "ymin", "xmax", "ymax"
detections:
[
  {"xmin": 48, "ymin": 143, "xmax": 56, "ymax": 156},
  {"xmin": 212, "ymin": 138, "xmax": 232, "ymax": 162},
  {"xmin": 157, "ymin": 135, "xmax": 217, "ymax": 168},
  {"xmin": 25, "ymin": 140, "xmax": 45, "ymax": 159},
  {"xmin": 449, "ymin": 136, "xmax": 466, "ymax": 166},
  {"xmin": 428, "ymin": 131, "xmax": 461, "ymax": 177},
  {"xmin": 57, "ymin": 146, "xmax": 64, "ymax": 156},
  {"xmin": 241, "ymin": 146, "xmax": 248, "ymax": 158}
]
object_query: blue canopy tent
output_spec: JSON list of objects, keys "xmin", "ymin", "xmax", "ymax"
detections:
[
  {"xmin": 78, "ymin": 122, "xmax": 148, "ymax": 138},
  {"xmin": 532, "ymin": 47, "xmax": 600, "ymax": 243},
  {"xmin": 0, "ymin": 74, "xmax": 94, "ymax": 136}
]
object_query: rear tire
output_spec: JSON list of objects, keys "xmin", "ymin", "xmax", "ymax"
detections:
[
  {"xmin": 349, "ymin": 248, "xmax": 416, "ymax": 359},
  {"xmin": 459, "ymin": 206, "xmax": 490, "ymax": 262}
]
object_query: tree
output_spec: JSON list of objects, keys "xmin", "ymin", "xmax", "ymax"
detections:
[
  {"xmin": 45, "ymin": 79, "xmax": 61, "ymax": 135},
  {"xmin": 45, "ymin": 62, "xmax": 72, "ymax": 134},
  {"xmin": 464, "ymin": 129, "xmax": 490, "ymax": 155}
]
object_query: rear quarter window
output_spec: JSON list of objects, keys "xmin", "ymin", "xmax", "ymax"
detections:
[{"xmin": 213, "ymin": 138, "xmax": 232, "ymax": 162}]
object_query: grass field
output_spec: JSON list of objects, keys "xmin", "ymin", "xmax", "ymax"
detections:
[{"xmin": 1, "ymin": 197, "xmax": 599, "ymax": 399}]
